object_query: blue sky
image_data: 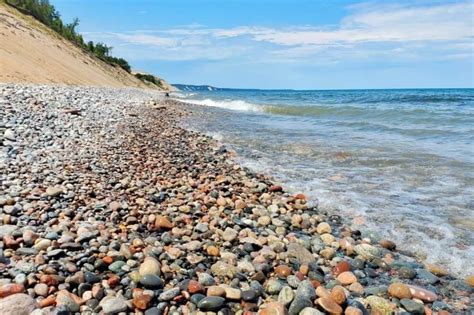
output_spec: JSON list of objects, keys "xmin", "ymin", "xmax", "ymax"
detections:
[{"xmin": 52, "ymin": 0, "xmax": 473, "ymax": 89}]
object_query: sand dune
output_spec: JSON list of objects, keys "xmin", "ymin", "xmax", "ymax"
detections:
[{"xmin": 0, "ymin": 2, "xmax": 161, "ymax": 89}]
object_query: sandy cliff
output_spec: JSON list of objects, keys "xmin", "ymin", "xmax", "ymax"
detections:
[{"xmin": 0, "ymin": 2, "xmax": 163, "ymax": 89}]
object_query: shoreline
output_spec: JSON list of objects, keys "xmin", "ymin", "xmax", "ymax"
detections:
[{"xmin": 0, "ymin": 84, "xmax": 472, "ymax": 314}]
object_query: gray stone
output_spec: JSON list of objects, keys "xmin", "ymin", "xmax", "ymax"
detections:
[
  {"xmin": 400, "ymin": 298, "xmax": 424, "ymax": 314},
  {"xmin": 278, "ymin": 286, "xmax": 294, "ymax": 306},
  {"xmin": 287, "ymin": 243, "xmax": 315, "ymax": 264},
  {"xmin": 295, "ymin": 280, "xmax": 316, "ymax": 300},
  {"xmin": 159, "ymin": 287, "xmax": 180, "ymax": 301},
  {"xmin": 299, "ymin": 307, "xmax": 324, "ymax": 315},
  {"xmin": 4, "ymin": 129, "xmax": 15, "ymax": 141},
  {"xmin": 210, "ymin": 261, "xmax": 236, "ymax": 278},
  {"xmin": 197, "ymin": 296, "xmax": 225, "ymax": 311},
  {"xmin": 100, "ymin": 295, "xmax": 128, "ymax": 314},
  {"xmin": 288, "ymin": 296, "xmax": 312, "ymax": 315},
  {"xmin": 198, "ymin": 272, "xmax": 215, "ymax": 286},
  {"xmin": 140, "ymin": 274, "xmax": 164, "ymax": 289},
  {"xmin": 0, "ymin": 293, "xmax": 36, "ymax": 315},
  {"xmin": 265, "ymin": 279, "xmax": 283, "ymax": 295},
  {"xmin": 416, "ymin": 269, "xmax": 440, "ymax": 284},
  {"xmin": 0, "ymin": 225, "xmax": 17, "ymax": 238}
]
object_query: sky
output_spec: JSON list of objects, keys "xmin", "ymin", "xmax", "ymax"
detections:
[{"xmin": 51, "ymin": 0, "xmax": 474, "ymax": 89}]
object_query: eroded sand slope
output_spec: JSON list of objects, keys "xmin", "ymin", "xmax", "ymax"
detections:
[{"xmin": 0, "ymin": 2, "xmax": 154, "ymax": 88}]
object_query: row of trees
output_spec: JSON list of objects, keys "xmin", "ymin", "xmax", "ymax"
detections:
[
  {"xmin": 134, "ymin": 73, "xmax": 164, "ymax": 88},
  {"xmin": 6, "ymin": 0, "xmax": 131, "ymax": 73}
]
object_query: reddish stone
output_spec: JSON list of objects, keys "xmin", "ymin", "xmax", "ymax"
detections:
[
  {"xmin": 0, "ymin": 284, "xmax": 25, "ymax": 297},
  {"xmin": 133, "ymin": 294, "xmax": 152, "ymax": 310},
  {"xmin": 269, "ymin": 185, "xmax": 283, "ymax": 192},
  {"xmin": 333, "ymin": 261, "xmax": 351, "ymax": 276},
  {"xmin": 311, "ymin": 280, "xmax": 321, "ymax": 288},
  {"xmin": 295, "ymin": 272, "xmax": 305, "ymax": 281},
  {"xmin": 260, "ymin": 302, "xmax": 288, "ymax": 315},
  {"xmin": 173, "ymin": 295, "xmax": 186, "ymax": 303},
  {"xmin": 187, "ymin": 280, "xmax": 203, "ymax": 294},
  {"xmin": 155, "ymin": 215, "xmax": 174, "ymax": 230},
  {"xmin": 379, "ymin": 239, "xmax": 396, "ymax": 250},
  {"xmin": 294, "ymin": 193, "xmax": 306, "ymax": 200},
  {"xmin": 3, "ymin": 235, "xmax": 20, "ymax": 249},
  {"xmin": 107, "ymin": 275, "xmax": 120, "ymax": 288},
  {"xmin": 40, "ymin": 275, "xmax": 59, "ymax": 286},
  {"xmin": 274, "ymin": 265, "xmax": 292, "ymax": 278},
  {"xmin": 39, "ymin": 295, "xmax": 56, "ymax": 308},
  {"xmin": 102, "ymin": 256, "xmax": 113, "ymax": 265}
]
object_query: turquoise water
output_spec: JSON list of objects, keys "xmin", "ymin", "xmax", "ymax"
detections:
[{"xmin": 177, "ymin": 88, "xmax": 474, "ymax": 276}]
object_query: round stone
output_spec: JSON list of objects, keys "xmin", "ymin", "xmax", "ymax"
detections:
[
  {"xmin": 207, "ymin": 286, "xmax": 225, "ymax": 297},
  {"xmin": 407, "ymin": 285, "xmax": 438, "ymax": 302},
  {"xmin": 333, "ymin": 261, "xmax": 351, "ymax": 276},
  {"xmin": 159, "ymin": 287, "xmax": 180, "ymax": 301},
  {"xmin": 316, "ymin": 222, "xmax": 332, "ymax": 234},
  {"xmin": 140, "ymin": 275, "xmax": 164, "ymax": 289},
  {"xmin": 222, "ymin": 227, "xmax": 238, "ymax": 242},
  {"xmin": 100, "ymin": 296, "xmax": 128, "ymax": 313},
  {"xmin": 260, "ymin": 302, "xmax": 287, "ymax": 315},
  {"xmin": 379, "ymin": 239, "xmax": 396, "ymax": 250},
  {"xmin": 288, "ymin": 296, "xmax": 312, "ymax": 315},
  {"xmin": 365, "ymin": 296, "xmax": 393, "ymax": 314},
  {"xmin": 300, "ymin": 308, "xmax": 324, "ymax": 315},
  {"xmin": 224, "ymin": 287, "xmax": 241, "ymax": 300},
  {"xmin": 241, "ymin": 289, "xmax": 258, "ymax": 301},
  {"xmin": 197, "ymin": 296, "xmax": 225, "ymax": 311},
  {"xmin": 139, "ymin": 257, "xmax": 161, "ymax": 276},
  {"xmin": 330, "ymin": 285, "xmax": 346, "ymax": 305},
  {"xmin": 388, "ymin": 283, "xmax": 412, "ymax": 299},
  {"xmin": 0, "ymin": 293, "xmax": 36, "ymax": 315},
  {"xmin": 34, "ymin": 283, "xmax": 48, "ymax": 297},
  {"xmin": 154, "ymin": 215, "xmax": 173, "ymax": 229},
  {"xmin": 400, "ymin": 298, "xmax": 424, "ymax": 314},
  {"xmin": 344, "ymin": 306, "xmax": 363, "ymax": 315},
  {"xmin": 265, "ymin": 279, "xmax": 283, "ymax": 295},
  {"xmin": 275, "ymin": 265, "xmax": 292, "ymax": 278},
  {"xmin": 317, "ymin": 297, "xmax": 343, "ymax": 314},
  {"xmin": 277, "ymin": 286, "xmax": 294, "ymax": 306},
  {"xmin": 337, "ymin": 271, "xmax": 357, "ymax": 285}
]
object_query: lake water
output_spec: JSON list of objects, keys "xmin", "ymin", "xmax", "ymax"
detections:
[{"xmin": 176, "ymin": 88, "xmax": 474, "ymax": 277}]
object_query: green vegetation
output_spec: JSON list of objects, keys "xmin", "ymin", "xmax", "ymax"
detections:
[
  {"xmin": 6, "ymin": 0, "xmax": 132, "ymax": 75},
  {"xmin": 134, "ymin": 73, "xmax": 163, "ymax": 88}
]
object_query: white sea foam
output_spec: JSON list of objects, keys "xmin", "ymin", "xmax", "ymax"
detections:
[{"xmin": 177, "ymin": 98, "xmax": 261, "ymax": 112}]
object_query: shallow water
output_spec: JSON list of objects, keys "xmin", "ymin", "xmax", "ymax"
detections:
[{"xmin": 177, "ymin": 88, "xmax": 474, "ymax": 277}]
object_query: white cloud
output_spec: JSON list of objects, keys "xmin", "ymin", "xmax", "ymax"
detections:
[
  {"xmin": 251, "ymin": 2, "xmax": 473, "ymax": 45},
  {"xmin": 84, "ymin": 1, "xmax": 473, "ymax": 63},
  {"xmin": 114, "ymin": 33, "xmax": 178, "ymax": 47}
]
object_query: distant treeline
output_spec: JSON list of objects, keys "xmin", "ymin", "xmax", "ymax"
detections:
[
  {"xmin": 5, "ymin": 0, "xmax": 161, "ymax": 86},
  {"xmin": 134, "ymin": 73, "xmax": 163, "ymax": 88}
]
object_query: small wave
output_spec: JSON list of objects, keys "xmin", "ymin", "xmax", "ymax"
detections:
[
  {"xmin": 178, "ymin": 98, "xmax": 262, "ymax": 112},
  {"xmin": 261, "ymin": 104, "xmax": 366, "ymax": 117},
  {"xmin": 179, "ymin": 98, "xmax": 368, "ymax": 117}
]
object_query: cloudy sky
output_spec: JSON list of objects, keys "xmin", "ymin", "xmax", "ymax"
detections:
[{"xmin": 53, "ymin": 0, "xmax": 473, "ymax": 89}]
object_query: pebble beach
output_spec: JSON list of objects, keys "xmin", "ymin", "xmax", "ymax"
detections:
[{"xmin": 0, "ymin": 84, "xmax": 472, "ymax": 314}]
